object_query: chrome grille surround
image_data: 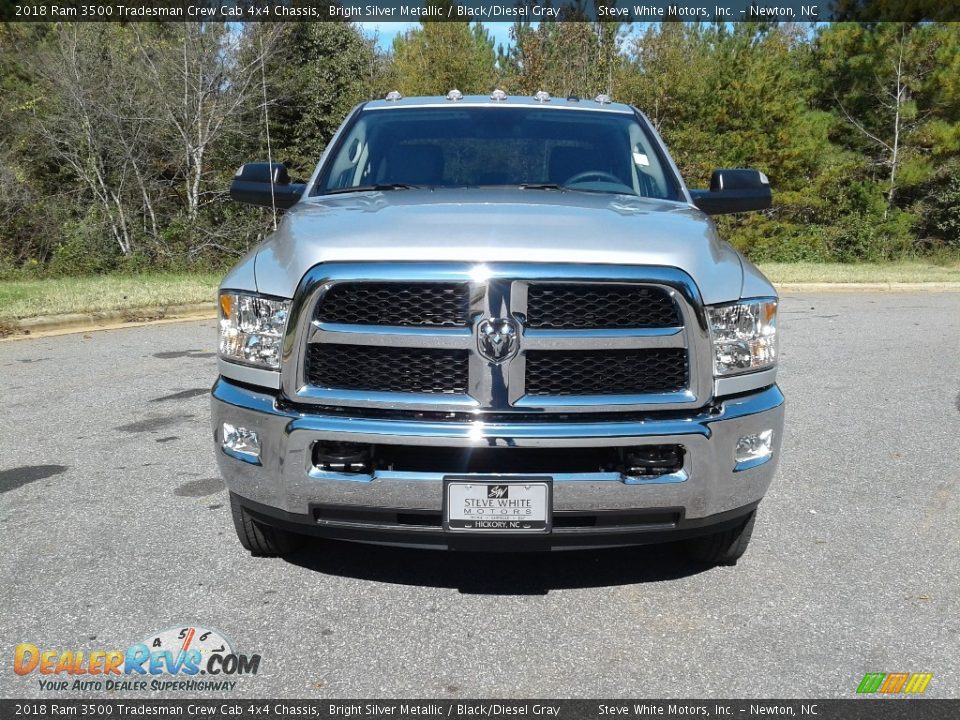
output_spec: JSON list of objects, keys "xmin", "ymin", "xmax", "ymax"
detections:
[{"xmin": 281, "ymin": 263, "xmax": 713, "ymax": 414}]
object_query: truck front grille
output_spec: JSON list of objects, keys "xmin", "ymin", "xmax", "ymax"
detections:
[
  {"xmin": 305, "ymin": 344, "xmax": 469, "ymax": 394},
  {"xmin": 289, "ymin": 264, "xmax": 707, "ymax": 413},
  {"xmin": 525, "ymin": 349, "xmax": 688, "ymax": 396},
  {"xmin": 316, "ymin": 282, "xmax": 470, "ymax": 327},
  {"xmin": 526, "ymin": 284, "xmax": 679, "ymax": 329}
]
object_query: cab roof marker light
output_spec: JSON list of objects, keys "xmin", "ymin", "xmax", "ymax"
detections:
[
  {"xmin": 490, "ymin": 89, "xmax": 507, "ymax": 102},
  {"xmin": 534, "ymin": 90, "xmax": 551, "ymax": 103},
  {"xmin": 595, "ymin": 94, "xmax": 612, "ymax": 105},
  {"xmin": 384, "ymin": 90, "xmax": 402, "ymax": 101},
  {"xmin": 446, "ymin": 89, "xmax": 463, "ymax": 102}
]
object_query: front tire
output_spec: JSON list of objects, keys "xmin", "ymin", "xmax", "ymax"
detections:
[
  {"xmin": 230, "ymin": 492, "xmax": 304, "ymax": 557},
  {"xmin": 683, "ymin": 510, "xmax": 757, "ymax": 566}
]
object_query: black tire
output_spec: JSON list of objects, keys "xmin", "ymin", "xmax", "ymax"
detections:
[
  {"xmin": 230, "ymin": 492, "xmax": 304, "ymax": 557},
  {"xmin": 683, "ymin": 510, "xmax": 757, "ymax": 566}
]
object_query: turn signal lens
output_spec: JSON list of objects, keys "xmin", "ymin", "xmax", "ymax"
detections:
[{"xmin": 219, "ymin": 293, "xmax": 234, "ymax": 320}]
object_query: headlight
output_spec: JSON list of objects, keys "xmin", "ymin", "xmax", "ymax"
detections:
[
  {"xmin": 707, "ymin": 299, "xmax": 777, "ymax": 376},
  {"xmin": 218, "ymin": 292, "xmax": 290, "ymax": 370}
]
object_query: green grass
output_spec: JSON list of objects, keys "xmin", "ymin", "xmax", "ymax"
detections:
[
  {"xmin": 0, "ymin": 273, "xmax": 220, "ymax": 320},
  {"xmin": 757, "ymin": 260, "xmax": 960, "ymax": 284},
  {"xmin": 1, "ymin": 262, "xmax": 958, "ymax": 323}
]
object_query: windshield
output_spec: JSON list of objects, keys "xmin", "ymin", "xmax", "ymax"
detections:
[{"xmin": 315, "ymin": 106, "xmax": 682, "ymax": 200}]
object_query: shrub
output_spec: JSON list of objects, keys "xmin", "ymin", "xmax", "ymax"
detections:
[
  {"xmin": 915, "ymin": 173, "xmax": 960, "ymax": 252},
  {"xmin": 48, "ymin": 217, "xmax": 120, "ymax": 276},
  {"xmin": 823, "ymin": 212, "xmax": 915, "ymax": 262}
]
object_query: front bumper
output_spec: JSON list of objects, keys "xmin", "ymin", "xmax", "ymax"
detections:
[{"xmin": 211, "ymin": 378, "xmax": 784, "ymax": 549}]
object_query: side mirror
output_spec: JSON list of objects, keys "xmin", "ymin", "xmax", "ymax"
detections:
[
  {"xmin": 229, "ymin": 162, "xmax": 305, "ymax": 210},
  {"xmin": 690, "ymin": 169, "xmax": 772, "ymax": 215}
]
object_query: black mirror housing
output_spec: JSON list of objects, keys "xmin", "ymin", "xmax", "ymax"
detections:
[
  {"xmin": 229, "ymin": 162, "xmax": 305, "ymax": 210},
  {"xmin": 690, "ymin": 169, "xmax": 772, "ymax": 215}
]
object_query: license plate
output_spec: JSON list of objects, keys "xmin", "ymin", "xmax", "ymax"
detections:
[{"xmin": 443, "ymin": 477, "xmax": 552, "ymax": 533}]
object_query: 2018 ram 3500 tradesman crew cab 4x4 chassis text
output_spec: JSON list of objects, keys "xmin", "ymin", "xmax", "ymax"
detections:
[{"xmin": 213, "ymin": 91, "xmax": 783, "ymax": 565}]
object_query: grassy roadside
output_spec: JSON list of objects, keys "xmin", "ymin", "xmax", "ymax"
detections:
[
  {"xmin": 1, "ymin": 261, "xmax": 958, "ymax": 323},
  {"xmin": 0, "ymin": 273, "xmax": 220, "ymax": 321},
  {"xmin": 758, "ymin": 260, "xmax": 960, "ymax": 284}
]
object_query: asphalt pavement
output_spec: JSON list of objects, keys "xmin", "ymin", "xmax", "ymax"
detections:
[{"xmin": 1, "ymin": 292, "xmax": 958, "ymax": 699}]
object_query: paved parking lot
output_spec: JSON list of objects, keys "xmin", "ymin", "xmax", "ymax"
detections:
[{"xmin": 1, "ymin": 292, "xmax": 958, "ymax": 698}]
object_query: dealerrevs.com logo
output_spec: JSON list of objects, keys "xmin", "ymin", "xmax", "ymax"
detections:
[{"xmin": 14, "ymin": 625, "xmax": 260, "ymax": 692}]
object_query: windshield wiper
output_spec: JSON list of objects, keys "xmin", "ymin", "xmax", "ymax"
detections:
[
  {"xmin": 519, "ymin": 182, "xmax": 636, "ymax": 197},
  {"xmin": 519, "ymin": 183, "xmax": 565, "ymax": 191},
  {"xmin": 561, "ymin": 186, "xmax": 637, "ymax": 196},
  {"xmin": 321, "ymin": 183, "xmax": 421, "ymax": 195}
]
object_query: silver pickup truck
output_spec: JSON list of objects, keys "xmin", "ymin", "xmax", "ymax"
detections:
[{"xmin": 213, "ymin": 91, "xmax": 783, "ymax": 565}]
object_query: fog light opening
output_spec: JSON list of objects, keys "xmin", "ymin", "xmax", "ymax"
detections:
[
  {"xmin": 734, "ymin": 429, "xmax": 774, "ymax": 471},
  {"xmin": 622, "ymin": 445, "xmax": 684, "ymax": 478},
  {"xmin": 222, "ymin": 422, "xmax": 261, "ymax": 464},
  {"xmin": 313, "ymin": 441, "xmax": 371, "ymax": 474}
]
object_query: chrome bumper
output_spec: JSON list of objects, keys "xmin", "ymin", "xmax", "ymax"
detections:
[{"xmin": 211, "ymin": 379, "xmax": 784, "ymax": 522}]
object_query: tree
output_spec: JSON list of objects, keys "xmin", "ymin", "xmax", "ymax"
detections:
[
  {"xmin": 617, "ymin": 23, "xmax": 712, "ymax": 133},
  {"xmin": 817, "ymin": 24, "xmax": 939, "ymax": 211},
  {"xmin": 133, "ymin": 23, "xmax": 280, "ymax": 229},
  {"xmin": 501, "ymin": 19, "xmax": 623, "ymax": 99},
  {"xmin": 241, "ymin": 23, "xmax": 386, "ymax": 177},
  {"xmin": 1, "ymin": 20, "xmax": 958, "ymax": 274},
  {"xmin": 391, "ymin": 7, "xmax": 495, "ymax": 96},
  {"xmin": 0, "ymin": 24, "xmax": 62, "ymax": 269},
  {"xmin": 28, "ymin": 24, "xmax": 155, "ymax": 257},
  {"xmin": 813, "ymin": 23, "xmax": 960, "ymax": 252},
  {"xmin": 619, "ymin": 23, "xmax": 855, "ymax": 261}
]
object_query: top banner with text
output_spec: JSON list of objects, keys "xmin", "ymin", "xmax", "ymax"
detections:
[{"xmin": 3, "ymin": 0, "xmax": 959, "ymax": 22}]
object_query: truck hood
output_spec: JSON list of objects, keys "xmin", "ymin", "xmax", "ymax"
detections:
[{"xmin": 249, "ymin": 189, "xmax": 749, "ymax": 304}]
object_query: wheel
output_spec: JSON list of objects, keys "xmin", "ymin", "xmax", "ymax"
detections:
[
  {"xmin": 230, "ymin": 492, "xmax": 304, "ymax": 557},
  {"xmin": 683, "ymin": 510, "xmax": 757, "ymax": 566}
]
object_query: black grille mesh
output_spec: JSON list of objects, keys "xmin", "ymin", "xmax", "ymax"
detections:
[
  {"xmin": 526, "ymin": 284, "xmax": 680, "ymax": 329},
  {"xmin": 317, "ymin": 282, "xmax": 470, "ymax": 327},
  {"xmin": 525, "ymin": 349, "xmax": 688, "ymax": 396},
  {"xmin": 306, "ymin": 344, "xmax": 468, "ymax": 394}
]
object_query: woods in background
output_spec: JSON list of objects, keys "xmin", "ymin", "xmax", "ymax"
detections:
[{"xmin": 1, "ymin": 19, "xmax": 958, "ymax": 277}]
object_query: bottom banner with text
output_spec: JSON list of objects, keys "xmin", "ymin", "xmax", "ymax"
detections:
[{"xmin": 2, "ymin": 700, "xmax": 956, "ymax": 720}]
